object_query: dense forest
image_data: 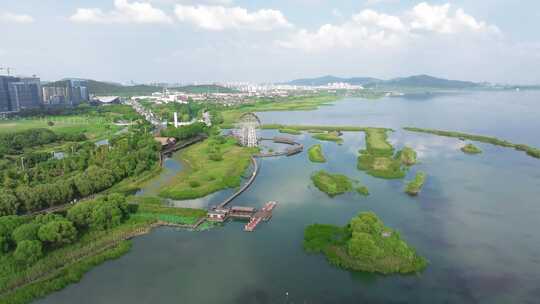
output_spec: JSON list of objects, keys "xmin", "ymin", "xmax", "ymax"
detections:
[
  {"xmin": 0, "ymin": 129, "xmax": 86, "ymax": 157},
  {"xmin": 0, "ymin": 131, "xmax": 160, "ymax": 216}
]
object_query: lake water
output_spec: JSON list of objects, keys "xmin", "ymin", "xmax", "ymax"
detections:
[{"xmin": 35, "ymin": 91, "xmax": 540, "ymax": 304}]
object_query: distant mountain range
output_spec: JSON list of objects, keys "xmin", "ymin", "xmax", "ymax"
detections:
[
  {"xmin": 286, "ymin": 74, "xmax": 481, "ymax": 89},
  {"xmin": 44, "ymin": 79, "xmax": 237, "ymax": 96}
]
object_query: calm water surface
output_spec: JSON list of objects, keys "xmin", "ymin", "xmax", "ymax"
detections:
[{"xmin": 35, "ymin": 91, "xmax": 540, "ymax": 304}]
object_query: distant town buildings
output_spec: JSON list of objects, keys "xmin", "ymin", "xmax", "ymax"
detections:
[
  {"xmin": 0, "ymin": 76, "xmax": 19, "ymax": 112},
  {"xmin": 0, "ymin": 75, "xmax": 42, "ymax": 112},
  {"xmin": 9, "ymin": 77, "xmax": 42, "ymax": 110}
]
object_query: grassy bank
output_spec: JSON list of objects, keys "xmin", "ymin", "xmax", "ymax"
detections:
[
  {"xmin": 0, "ymin": 195, "xmax": 209, "ymax": 304},
  {"xmin": 461, "ymin": 143, "xmax": 482, "ymax": 154},
  {"xmin": 303, "ymin": 212, "xmax": 427, "ymax": 274},
  {"xmin": 308, "ymin": 144, "xmax": 326, "ymax": 163},
  {"xmin": 221, "ymin": 95, "xmax": 340, "ymax": 126},
  {"xmin": 405, "ymin": 172, "xmax": 427, "ymax": 196},
  {"xmin": 261, "ymin": 124, "xmax": 386, "ymax": 132},
  {"xmin": 357, "ymin": 128, "xmax": 411, "ymax": 179},
  {"xmin": 159, "ymin": 136, "xmax": 257, "ymax": 200},
  {"xmin": 0, "ymin": 241, "xmax": 132, "ymax": 304},
  {"xmin": 404, "ymin": 127, "xmax": 540, "ymax": 159}
]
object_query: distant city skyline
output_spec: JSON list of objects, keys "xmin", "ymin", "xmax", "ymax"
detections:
[{"xmin": 1, "ymin": 0, "xmax": 540, "ymax": 84}]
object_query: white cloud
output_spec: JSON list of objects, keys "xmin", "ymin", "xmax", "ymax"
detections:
[
  {"xmin": 353, "ymin": 9, "xmax": 406, "ymax": 32},
  {"xmin": 0, "ymin": 12, "xmax": 34, "ymax": 24},
  {"xmin": 409, "ymin": 3, "xmax": 499, "ymax": 34},
  {"xmin": 278, "ymin": 2, "xmax": 499, "ymax": 52},
  {"xmin": 174, "ymin": 5, "xmax": 292, "ymax": 31},
  {"xmin": 70, "ymin": 0, "xmax": 173, "ymax": 24}
]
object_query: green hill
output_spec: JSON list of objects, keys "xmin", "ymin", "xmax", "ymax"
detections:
[{"xmin": 44, "ymin": 80, "xmax": 237, "ymax": 96}]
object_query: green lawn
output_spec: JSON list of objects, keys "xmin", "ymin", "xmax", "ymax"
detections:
[{"xmin": 0, "ymin": 116, "xmax": 120, "ymax": 141}]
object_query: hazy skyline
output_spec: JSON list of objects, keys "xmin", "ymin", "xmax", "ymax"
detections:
[{"xmin": 1, "ymin": 0, "xmax": 540, "ymax": 84}]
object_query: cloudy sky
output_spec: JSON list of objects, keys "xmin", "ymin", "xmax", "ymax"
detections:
[{"xmin": 1, "ymin": 0, "xmax": 539, "ymax": 84}]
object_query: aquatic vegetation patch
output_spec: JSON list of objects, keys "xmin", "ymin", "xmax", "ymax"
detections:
[
  {"xmin": 303, "ymin": 212, "xmax": 427, "ymax": 275},
  {"xmin": 312, "ymin": 131, "xmax": 343, "ymax": 144},
  {"xmin": 356, "ymin": 186, "xmax": 370, "ymax": 196},
  {"xmin": 308, "ymin": 144, "xmax": 326, "ymax": 163},
  {"xmin": 404, "ymin": 127, "xmax": 540, "ymax": 159},
  {"xmin": 405, "ymin": 172, "xmax": 427, "ymax": 196}
]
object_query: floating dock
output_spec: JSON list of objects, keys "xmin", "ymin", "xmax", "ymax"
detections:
[{"xmin": 207, "ymin": 201, "xmax": 277, "ymax": 232}]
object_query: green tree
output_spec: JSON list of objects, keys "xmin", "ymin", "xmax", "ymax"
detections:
[
  {"xmin": 12, "ymin": 222, "xmax": 40, "ymax": 243},
  {"xmin": 347, "ymin": 232, "xmax": 382, "ymax": 261},
  {"xmin": 14, "ymin": 240, "xmax": 43, "ymax": 265},
  {"xmin": 38, "ymin": 220, "xmax": 77, "ymax": 246},
  {"xmin": 0, "ymin": 192, "xmax": 20, "ymax": 216},
  {"xmin": 0, "ymin": 216, "xmax": 27, "ymax": 253},
  {"xmin": 67, "ymin": 202, "xmax": 94, "ymax": 230},
  {"xmin": 90, "ymin": 202, "xmax": 123, "ymax": 230}
]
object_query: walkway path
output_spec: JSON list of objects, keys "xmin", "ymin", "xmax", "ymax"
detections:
[{"xmin": 217, "ymin": 156, "xmax": 259, "ymax": 208}]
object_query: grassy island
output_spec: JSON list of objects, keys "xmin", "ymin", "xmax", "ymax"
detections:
[
  {"xmin": 159, "ymin": 136, "xmax": 257, "ymax": 200},
  {"xmin": 313, "ymin": 131, "xmax": 343, "ymax": 144},
  {"xmin": 404, "ymin": 127, "xmax": 540, "ymax": 159},
  {"xmin": 310, "ymin": 170, "xmax": 369, "ymax": 197},
  {"xmin": 461, "ymin": 143, "xmax": 482, "ymax": 154},
  {"xmin": 357, "ymin": 128, "xmax": 411, "ymax": 179},
  {"xmin": 311, "ymin": 171, "xmax": 352, "ymax": 197},
  {"xmin": 304, "ymin": 212, "xmax": 427, "ymax": 274},
  {"xmin": 279, "ymin": 128, "xmax": 302, "ymax": 135},
  {"xmin": 308, "ymin": 144, "xmax": 327, "ymax": 163},
  {"xmin": 405, "ymin": 172, "xmax": 427, "ymax": 196}
]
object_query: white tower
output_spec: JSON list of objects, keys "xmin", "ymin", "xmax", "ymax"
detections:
[{"xmin": 174, "ymin": 112, "xmax": 178, "ymax": 128}]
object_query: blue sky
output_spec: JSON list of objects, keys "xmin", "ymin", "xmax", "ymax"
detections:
[{"xmin": 1, "ymin": 0, "xmax": 539, "ymax": 84}]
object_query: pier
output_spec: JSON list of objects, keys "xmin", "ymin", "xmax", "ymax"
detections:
[{"xmin": 256, "ymin": 137, "xmax": 304, "ymax": 158}]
